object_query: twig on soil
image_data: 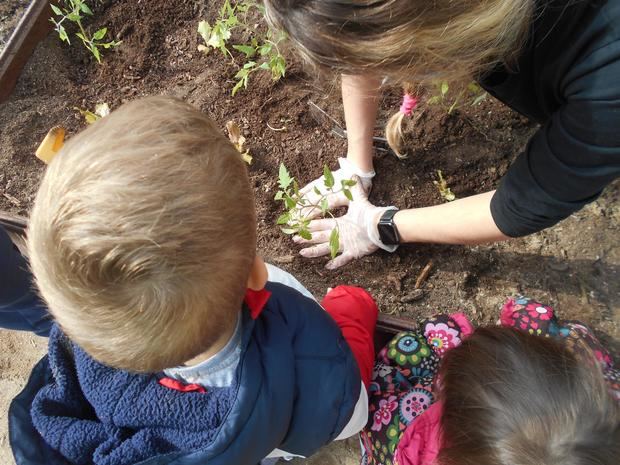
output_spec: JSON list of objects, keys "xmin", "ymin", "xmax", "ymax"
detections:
[
  {"xmin": 414, "ymin": 261, "xmax": 433, "ymax": 289},
  {"xmin": 267, "ymin": 122, "xmax": 287, "ymax": 132},
  {"xmin": 2, "ymin": 193, "xmax": 21, "ymax": 207}
]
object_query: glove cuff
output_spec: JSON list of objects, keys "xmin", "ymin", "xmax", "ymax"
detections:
[
  {"xmin": 338, "ymin": 157, "xmax": 376, "ymax": 179},
  {"xmin": 365, "ymin": 207, "xmax": 399, "ymax": 253}
]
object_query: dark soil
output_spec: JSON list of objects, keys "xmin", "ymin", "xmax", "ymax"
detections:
[{"xmin": 0, "ymin": 0, "xmax": 618, "ymax": 348}]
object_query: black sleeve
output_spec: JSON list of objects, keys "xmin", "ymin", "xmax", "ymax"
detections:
[{"xmin": 491, "ymin": 40, "xmax": 620, "ymax": 237}]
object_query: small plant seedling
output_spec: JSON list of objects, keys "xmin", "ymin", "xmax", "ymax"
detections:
[
  {"xmin": 198, "ymin": 0, "xmax": 286, "ymax": 95},
  {"xmin": 51, "ymin": 1, "xmax": 121, "ymax": 63},
  {"xmin": 427, "ymin": 81, "xmax": 487, "ymax": 114},
  {"xmin": 433, "ymin": 170, "xmax": 456, "ymax": 202},
  {"xmin": 226, "ymin": 120, "xmax": 252, "ymax": 164},
  {"xmin": 74, "ymin": 102, "xmax": 110, "ymax": 124},
  {"xmin": 275, "ymin": 164, "xmax": 356, "ymax": 259}
]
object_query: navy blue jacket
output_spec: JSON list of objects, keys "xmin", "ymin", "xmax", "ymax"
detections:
[
  {"xmin": 9, "ymin": 282, "xmax": 361, "ymax": 465},
  {"xmin": 0, "ymin": 227, "xmax": 51, "ymax": 336}
]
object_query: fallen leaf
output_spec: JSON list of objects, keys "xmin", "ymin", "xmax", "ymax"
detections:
[{"xmin": 36, "ymin": 126, "xmax": 66, "ymax": 164}]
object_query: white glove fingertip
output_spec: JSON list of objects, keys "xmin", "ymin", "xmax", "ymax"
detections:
[{"xmin": 326, "ymin": 253, "xmax": 354, "ymax": 271}]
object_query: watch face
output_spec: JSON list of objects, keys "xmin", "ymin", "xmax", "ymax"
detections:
[{"xmin": 378, "ymin": 221, "xmax": 399, "ymax": 246}]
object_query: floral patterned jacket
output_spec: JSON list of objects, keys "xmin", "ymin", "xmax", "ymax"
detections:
[{"xmin": 361, "ymin": 298, "xmax": 619, "ymax": 465}]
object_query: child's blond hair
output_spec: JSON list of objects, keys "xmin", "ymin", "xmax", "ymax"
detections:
[{"xmin": 28, "ymin": 96, "xmax": 256, "ymax": 372}]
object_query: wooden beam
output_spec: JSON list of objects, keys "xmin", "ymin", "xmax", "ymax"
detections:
[
  {"xmin": 0, "ymin": 211, "xmax": 28, "ymax": 236},
  {"xmin": 0, "ymin": 0, "xmax": 53, "ymax": 103}
]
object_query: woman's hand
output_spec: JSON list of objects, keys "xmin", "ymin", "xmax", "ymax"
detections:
[
  {"xmin": 297, "ymin": 158, "xmax": 375, "ymax": 219},
  {"xmin": 294, "ymin": 178, "xmax": 397, "ymax": 270}
]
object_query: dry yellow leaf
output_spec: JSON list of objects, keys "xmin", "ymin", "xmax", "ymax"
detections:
[
  {"xmin": 226, "ymin": 120, "xmax": 252, "ymax": 164},
  {"xmin": 36, "ymin": 126, "xmax": 65, "ymax": 164}
]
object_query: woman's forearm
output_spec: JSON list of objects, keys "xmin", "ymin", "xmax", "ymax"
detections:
[
  {"xmin": 393, "ymin": 191, "xmax": 510, "ymax": 244},
  {"xmin": 341, "ymin": 74, "xmax": 381, "ymax": 173}
]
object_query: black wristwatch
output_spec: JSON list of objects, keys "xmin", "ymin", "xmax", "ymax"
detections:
[{"xmin": 377, "ymin": 209, "xmax": 400, "ymax": 246}]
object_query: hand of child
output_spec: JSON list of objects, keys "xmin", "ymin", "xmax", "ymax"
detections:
[
  {"xmin": 294, "ymin": 177, "xmax": 396, "ymax": 270},
  {"xmin": 297, "ymin": 158, "xmax": 374, "ymax": 220}
]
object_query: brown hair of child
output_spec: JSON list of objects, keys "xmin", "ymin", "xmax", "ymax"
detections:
[
  {"xmin": 438, "ymin": 327, "xmax": 620, "ymax": 465},
  {"xmin": 28, "ymin": 96, "xmax": 256, "ymax": 373}
]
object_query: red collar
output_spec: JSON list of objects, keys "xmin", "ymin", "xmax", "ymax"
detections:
[{"xmin": 244, "ymin": 288, "xmax": 272, "ymax": 319}]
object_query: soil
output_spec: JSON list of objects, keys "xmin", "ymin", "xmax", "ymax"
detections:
[{"xmin": 0, "ymin": 1, "xmax": 618, "ymax": 464}]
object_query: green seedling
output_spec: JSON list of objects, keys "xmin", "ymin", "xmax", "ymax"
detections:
[
  {"xmin": 198, "ymin": 0, "xmax": 286, "ymax": 95},
  {"xmin": 51, "ymin": 1, "xmax": 121, "ymax": 63},
  {"xmin": 427, "ymin": 81, "xmax": 487, "ymax": 114},
  {"xmin": 433, "ymin": 170, "xmax": 456, "ymax": 202},
  {"xmin": 275, "ymin": 164, "xmax": 356, "ymax": 259}
]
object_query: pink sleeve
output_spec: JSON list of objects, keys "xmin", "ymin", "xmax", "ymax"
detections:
[
  {"xmin": 394, "ymin": 401, "xmax": 443, "ymax": 465},
  {"xmin": 449, "ymin": 312, "xmax": 474, "ymax": 338}
]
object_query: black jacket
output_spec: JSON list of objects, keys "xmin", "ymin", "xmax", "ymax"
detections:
[{"xmin": 482, "ymin": 0, "xmax": 620, "ymax": 236}]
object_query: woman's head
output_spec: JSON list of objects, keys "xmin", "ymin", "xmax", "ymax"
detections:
[
  {"xmin": 263, "ymin": 0, "xmax": 534, "ymax": 83},
  {"xmin": 438, "ymin": 326, "xmax": 620, "ymax": 465}
]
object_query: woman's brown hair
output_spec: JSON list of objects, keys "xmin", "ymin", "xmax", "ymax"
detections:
[{"xmin": 438, "ymin": 327, "xmax": 620, "ymax": 465}]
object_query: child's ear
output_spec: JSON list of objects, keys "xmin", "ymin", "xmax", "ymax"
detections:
[{"xmin": 247, "ymin": 256, "xmax": 268, "ymax": 290}]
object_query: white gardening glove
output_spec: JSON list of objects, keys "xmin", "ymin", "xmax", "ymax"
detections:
[
  {"xmin": 293, "ymin": 177, "xmax": 397, "ymax": 270},
  {"xmin": 297, "ymin": 158, "xmax": 375, "ymax": 220}
]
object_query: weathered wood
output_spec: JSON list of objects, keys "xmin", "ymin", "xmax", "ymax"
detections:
[
  {"xmin": 0, "ymin": 211, "xmax": 28, "ymax": 236},
  {"xmin": 0, "ymin": 0, "xmax": 53, "ymax": 103}
]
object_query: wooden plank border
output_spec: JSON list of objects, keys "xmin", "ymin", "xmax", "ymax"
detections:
[{"xmin": 0, "ymin": 0, "xmax": 53, "ymax": 103}]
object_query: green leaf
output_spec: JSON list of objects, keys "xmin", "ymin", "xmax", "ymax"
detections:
[
  {"xmin": 232, "ymin": 77, "xmax": 246, "ymax": 96},
  {"xmin": 258, "ymin": 62, "xmax": 270, "ymax": 70},
  {"xmin": 293, "ymin": 179, "xmax": 300, "ymax": 196},
  {"xmin": 234, "ymin": 67, "xmax": 250, "ymax": 79},
  {"xmin": 66, "ymin": 12, "xmax": 81, "ymax": 22},
  {"xmin": 93, "ymin": 28, "xmax": 107, "ymax": 41},
  {"xmin": 243, "ymin": 60, "xmax": 257, "ymax": 69},
  {"xmin": 51, "ymin": 4, "xmax": 63, "ymax": 15},
  {"xmin": 299, "ymin": 229, "xmax": 312, "ymax": 241},
  {"xmin": 58, "ymin": 26, "xmax": 70, "ymax": 43},
  {"xmin": 233, "ymin": 44, "xmax": 256, "ymax": 57},
  {"xmin": 197, "ymin": 20, "xmax": 212, "ymax": 42},
  {"xmin": 90, "ymin": 44, "xmax": 101, "ymax": 63},
  {"xmin": 467, "ymin": 82, "xmax": 481, "ymax": 94},
  {"xmin": 313, "ymin": 186, "xmax": 321, "ymax": 196},
  {"xmin": 427, "ymin": 96, "xmax": 440, "ymax": 105},
  {"xmin": 343, "ymin": 189, "xmax": 353, "ymax": 202},
  {"xmin": 323, "ymin": 165, "xmax": 335, "ymax": 189},
  {"xmin": 79, "ymin": 3, "xmax": 93, "ymax": 15},
  {"xmin": 258, "ymin": 43, "xmax": 272, "ymax": 56},
  {"xmin": 280, "ymin": 227, "xmax": 297, "ymax": 235},
  {"xmin": 440, "ymin": 82, "xmax": 449, "ymax": 96},
  {"xmin": 276, "ymin": 213, "xmax": 290, "ymax": 225},
  {"xmin": 341, "ymin": 179, "xmax": 357, "ymax": 187},
  {"xmin": 329, "ymin": 228, "xmax": 340, "ymax": 259},
  {"xmin": 320, "ymin": 198, "xmax": 328, "ymax": 214},
  {"xmin": 278, "ymin": 163, "xmax": 292, "ymax": 189},
  {"xmin": 284, "ymin": 195, "xmax": 296, "ymax": 210},
  {"xmin": 274, "ymin": 191, "xmax": 284, "ymax": 201}
]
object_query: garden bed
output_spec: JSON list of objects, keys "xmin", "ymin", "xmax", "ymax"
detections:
[
  {"xmin": 0, "ymin": 0, "xmax": 618, "ymax": 463},
  {"xmin": 0, "ymin": 0, "xmax": 620, "ymax": 464},
  {"xmin": 1, "ymin": 0, "xmax": 618, "ymax": 340}
]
